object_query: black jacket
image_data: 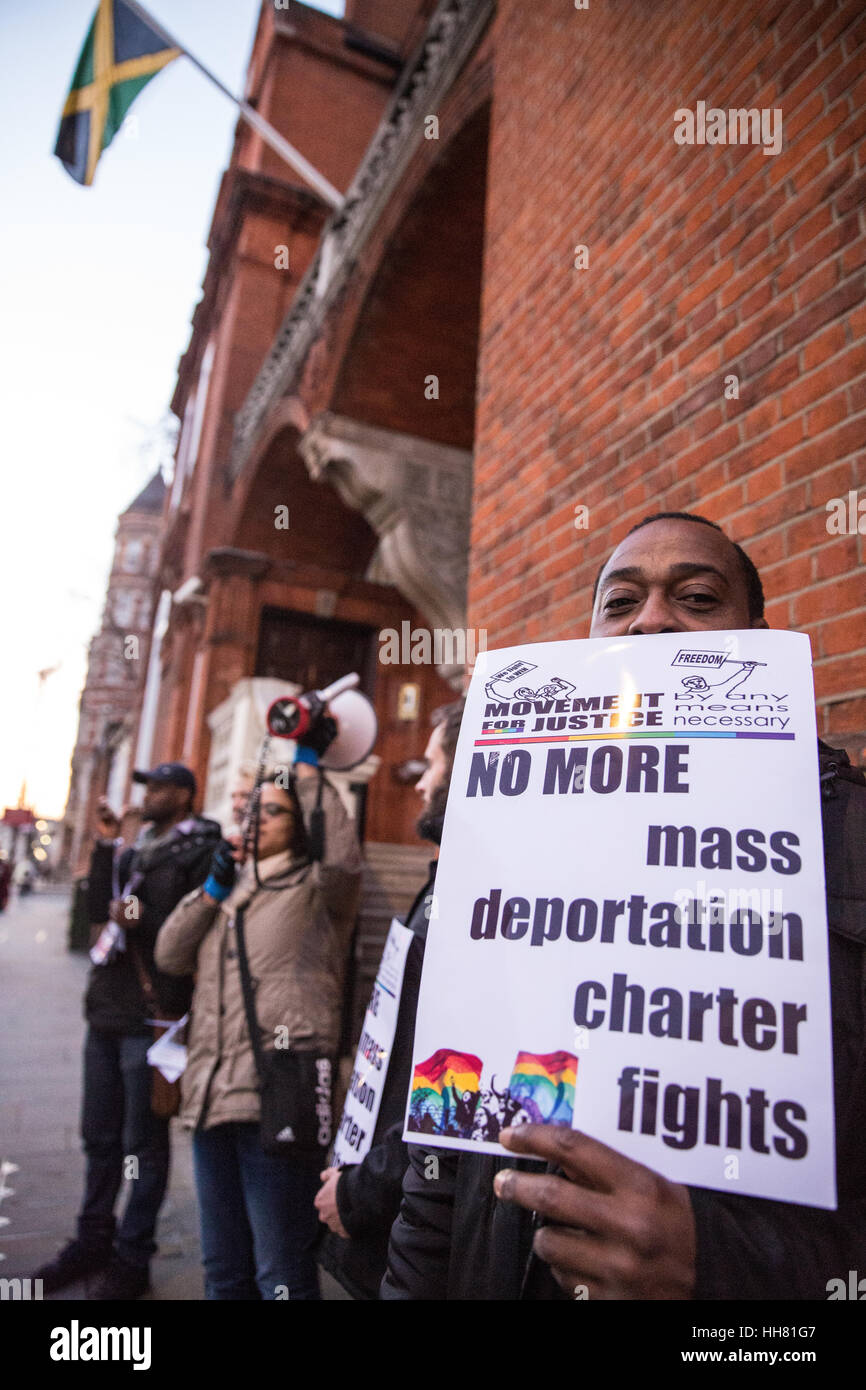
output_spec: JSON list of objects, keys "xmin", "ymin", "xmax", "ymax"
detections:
[
  {"xmin": 84, "ymin": 816, "xmax": 222, "ymax": 1033},
  {"xmin": 319, "ymin": 864, "xmax": 436, "ymax": 1299},
  {"xmin": 382, "ymin": 743, "xmax": 866, "ymax": 1300}
]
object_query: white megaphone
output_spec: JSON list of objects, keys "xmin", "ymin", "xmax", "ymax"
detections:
[{"xmin": 266, "ymin": 672, "xmax": 378, "ymax": 771}]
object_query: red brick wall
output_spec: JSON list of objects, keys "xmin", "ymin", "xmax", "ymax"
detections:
[
  {"xmin": 175, "ymin": 0, "xmax": 403, "ymax": 580},
  {"xmin": 471, "ymin": 0, "xmax": 866, "ymax": 750},
  {"xmin": 345, "ymin": 0, "xmax": 433, "ymax": 50},
  {"xmin": 294, "ymin": 36, "xmax": 494, "ymax": 434},
  {"xmin": 332, "ymin": 104, "xmax": 489, "ymax": 449}
]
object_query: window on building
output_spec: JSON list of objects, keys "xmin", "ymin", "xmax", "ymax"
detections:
[
  {"xmin": 122, "ymin": 539, "xmax": 143, "ymax": 573},
  {"xmin": 113, "ymin": 590, "xmax": 135, "ymax": 627},
  {"xmin": 170, "ymin": 338, "xmax": 215, "ymax": 513}
]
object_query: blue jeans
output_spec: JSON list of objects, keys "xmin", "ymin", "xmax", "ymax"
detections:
[
  {"xmin": 192, "ymin": 1122, "xmax": 322, "ymax": 1300},
  {"xmin": 79, "ymin": 1027, "xmax": 171, "ymax": 1269}
]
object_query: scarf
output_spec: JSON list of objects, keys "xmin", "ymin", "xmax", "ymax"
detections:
[{"xmin": 225, "ymin": 848, "xmax": 310, "ymax": 914}]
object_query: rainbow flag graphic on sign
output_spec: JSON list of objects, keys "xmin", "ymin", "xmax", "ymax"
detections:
[
  {"xmin": 507, "ymin": 1050, "xmax": 578, "ymax": 1125},
  {"xmin": 408, "ymin": 1048, "xmax": 483, "ymax": 1137}
]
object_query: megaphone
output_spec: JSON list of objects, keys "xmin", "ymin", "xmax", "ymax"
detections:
[{"xmin": 266, "ymin": 673, "xmax": 378, "ymax": 771}]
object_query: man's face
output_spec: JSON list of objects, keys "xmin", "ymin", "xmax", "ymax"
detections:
[
  {"xmin": 589, "ymin": 519, "xmax": 769, "ymax": 637},
  {"xmin": 415, "ymin": 722, "xmax": 452, "ymax": 845},
  {"xmin": 141, "ymin": 781, "xmax": 191, "ymax": 823},
  {"xmin": 230, "ymin": 778, "xmax": 253, "ymax": 826},
  {"xmin": 416, "ymin": 724, "xmax": 448, "ymax": 810}
]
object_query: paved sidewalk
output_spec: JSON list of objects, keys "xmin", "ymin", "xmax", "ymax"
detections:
[
  {"xmin": 0, "ymin": 887, "xmax": 350, "ymax": 1301},
  {"xmin": 0, "ymin": 887, "xmax": 204, "ymax": 1300}
]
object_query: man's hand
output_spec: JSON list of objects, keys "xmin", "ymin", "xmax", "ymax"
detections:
[
  {"xmin": 315, "ymin": 1167, "xmax": 348, "ymax": 1237},
  {"xmin": 494, "ymin": 1124, "xmax": 696, "ymax": 1300},
  {"xmin": 95, "ymin": 797, "xmax": 120, "ymax": 840},
  {"xmin": 108, "ymin": 896, "xmax": 140, "ymax": 929},
  {"xmin": 118, "ymin": 804, "xmax": 143, "ymax": 846}
]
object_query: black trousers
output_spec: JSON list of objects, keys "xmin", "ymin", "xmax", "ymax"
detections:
[{"xmin": 78, "ymin": 1026, "xmax": 170, "ymax": 1268}]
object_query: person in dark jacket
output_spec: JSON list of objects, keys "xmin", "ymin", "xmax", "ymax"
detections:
[
  {"xmin": 35, "ymin": 762, "xmax": 221, "ymax": 1300},
  {"xmin": 315, "ymin": 697, "xmax": 465, "ymax": 1299},
  {"xmin": 0, "ymin": 852, "xmax": 11, "ymax": 912},
  {"xmin": 383, "ymin": 513, "xmax": 866, "ymax": 1300}
]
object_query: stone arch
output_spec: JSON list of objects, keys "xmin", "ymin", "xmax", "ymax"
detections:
[
  {"xmin": 296, "ymin": 97, "xmax": 492, "ymax": 658},
  {"xmin": 328, "ymin": 98, "xmax": 491, "ymax": 448},
  {"xmin": 230, "ymin": 420, "xmax": 379, "ymax": 573}
]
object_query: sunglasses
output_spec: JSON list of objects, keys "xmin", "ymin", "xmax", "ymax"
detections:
[{"xmin": 258, "ymin": 803, "xmax": 293, "ymax": 820}]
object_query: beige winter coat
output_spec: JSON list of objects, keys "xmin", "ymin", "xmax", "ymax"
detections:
[{"xmin": 154, "ymin": 775, "xmax": 362, "ymax": 1131}]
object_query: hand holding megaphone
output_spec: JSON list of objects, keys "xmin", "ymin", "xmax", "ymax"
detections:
[{"xmin": 266, "ymin": 673, "xmax": 378, "ymax": 771}]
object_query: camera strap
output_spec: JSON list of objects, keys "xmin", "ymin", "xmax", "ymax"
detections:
[{"xmin": 308, "ymin": 768, "xmax": 325, "ymax": 863}]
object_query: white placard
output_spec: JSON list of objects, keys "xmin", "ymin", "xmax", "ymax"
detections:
[
  {"xmin": 333, "ymin": 917, "xmax": 414, "ymax": 1165},
  {"xmin": 404, "ymin": 631, "xmax": 836, "ymax": 1208}
]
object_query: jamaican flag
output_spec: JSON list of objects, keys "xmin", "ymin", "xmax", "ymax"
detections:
[{"xmin": 54, "ymin": 0, "xmax": 181, "ymax": 186}]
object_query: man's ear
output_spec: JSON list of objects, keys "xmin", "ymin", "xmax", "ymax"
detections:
[{"xmin": 751, "ymin": 617, "xmax": 770, "ymax": 629}]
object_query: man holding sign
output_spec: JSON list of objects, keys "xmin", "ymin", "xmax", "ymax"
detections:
[{"xmin": 384, "ymin": 513, "xmax": 866, "ymax": 1300}]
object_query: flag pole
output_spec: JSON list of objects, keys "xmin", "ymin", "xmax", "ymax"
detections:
[{"xmin": 122, "ymin": 0, "xmax": 344, "ymax": 210}]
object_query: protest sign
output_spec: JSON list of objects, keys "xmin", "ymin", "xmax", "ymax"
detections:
[
  {"xmin": 333, "ymin": 917, "xmax": 414, "ymax": 1165},
  {"xmin": 404, "ymin": 630, "xmax": 836, "ymax": 1207}
]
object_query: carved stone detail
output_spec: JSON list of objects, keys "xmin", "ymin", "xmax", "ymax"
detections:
[
  {"xmin": 202, "ymin": 548, "xmax": 272, "ymax": 581},
  {"xmin": 299, "ymin": 413, "xmax": 472, "ymax": 637}
]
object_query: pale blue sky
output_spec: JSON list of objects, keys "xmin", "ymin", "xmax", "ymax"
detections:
[{"xmin": 0, "ymin": 0, "xmax": 344, "ymax": 816}]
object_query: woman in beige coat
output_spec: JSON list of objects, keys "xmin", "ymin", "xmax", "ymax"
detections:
[{"xmin": 155, "ymin": 764, "xmax": 361, "ymax": 1300}]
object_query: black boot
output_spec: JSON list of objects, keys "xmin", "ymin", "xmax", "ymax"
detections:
[
  {"xmin": 35, "ymin": 1238, "xmax": 113, "ymax": 1293},
  {"xmin": 88, "ymin": 1254, "xmax": 150, "ymax": 1300}
]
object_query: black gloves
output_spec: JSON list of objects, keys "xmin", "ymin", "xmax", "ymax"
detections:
[
  {"xmin": 203, "ymin": 840, "xmax": 239, "ymax": 902},
  {"xmin": 297, "ymin": 713, "xmax": 338, "ymax": 757}
]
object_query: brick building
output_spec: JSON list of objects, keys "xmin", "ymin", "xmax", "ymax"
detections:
[
  {"xmin": 467, "ymin": 0, "xmax": 865, "ymax": 764},
  {"xmin": 139, "ymin": 0, "xmax": 864, "ymax": 846},
  {"xmin": 64, "ymin": 0, "xmax": 864, "ymax": 1045},
  {"xmin": 63, "ymin": 472, "xmax": 165, "ymax": 873},
  {"xmin": 222, "ymin": 0, "xmax": 864, "ymax": 768},
  {"xmin": 146, "ymin": 0, "xmax": 459, "ymax": 856}
]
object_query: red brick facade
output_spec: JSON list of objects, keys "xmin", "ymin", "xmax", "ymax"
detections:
[
  {"xmin": 470, "ymin": 0, "xmax": 865, "ymax": 752},
  {"xmin": 150, "ymin": 1, "xmax": 460, "ymax": 845},
  {"xmin": 138, "ymin": 0, "xmax": 865, "ymax": 850},
  {"xmin": 63, "ymin": 475, "xmax": 165, "ymax": 872}
]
